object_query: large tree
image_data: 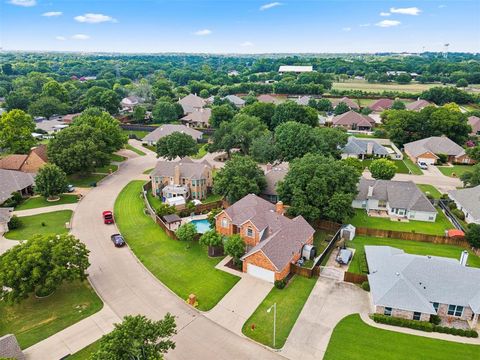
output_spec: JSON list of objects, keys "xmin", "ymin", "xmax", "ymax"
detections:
[
  {"xmin": 34, "ymin": 164, "xmax": 68, "ymax": 200},
  {"xmin": 213, "ymin": 155, "xmax": 266, "ymax": 203},
  {"xmin": 240, "ymin": 102, "xmax": 276, "ymax": 129},
  {"xmin": 251, "ymin": 134, "xmax": 278, "ymax": 164},
  {"xmin": 83, "ymin": 86, "xmax": 120, "ymax": 114},
  {"xmin": 460, "ymin": 164, "xmax": 480, "ymax": 187},
  {"xmin": 156, "ymin": 132, "xmax": 197, "ymax": 160},
  {"xmin": 369, "ymin": 158, "xmax": 397, "ymax": 180},
  {"xmin": 28, "ymin": 96, "xmax": 68, "ymax": 119},
  {"xmin": 223, "ymin": 234, "xmax": 245, "ymax": 266},
  {"xmin": 465, "ymin": 223, "xmax": 480, "ymax": 248},
  {"xmin": 210, "ymin": 104, "xmax": 236, "ymax": 128},
  {"xmin": 0, "ymin": 109, "xmax": 36, "ymax": 154},
  {"xmin": 277, "ymin": 154, "xmax": 360, "ymax": 222},
  {"xmin": 152, "ymin": 101, "xmax": 182, "ymax": 123},
  {"xmin": 271, "ymin": 101, "xmax": 318, "ymax": 128},
  {"xmin": 333, "ymin": 102, "xmax": 350, "ymax": 115},
  {"xmin": 92, "ymin": 314, "xmax": 176, "ymax": 360},
  {"xmin": 420, "ymin": 86, "xmax": 475, "ymax": 105},
  {"xmin": 0, "ymin": 234, "xmax": 89, "ymax": 302},
  {"xmin": 175, "ymin": 223, "xmax": 197, "ymax": 242},
  {"xmin": 274, "ymin": 121, "xmax": 317, "ymax": 161}
]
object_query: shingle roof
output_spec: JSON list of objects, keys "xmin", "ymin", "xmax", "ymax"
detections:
[
  {"xmin": 35, "ymin": 119, "xmax": 68, "ymax": 133},
  {"xmin": 448, "ymin": 185, "xmax": 480, "ymax": 222},
  {"xmin": 369, "ymin": 98, "xmax": 394, "ymax": 112},
  {"xmin": 142, "ymin": 124, "xmax": 202, "ymax": 143},
  {"xmin": 356, "ymin": 177, "xmax": 436, "ymax": 213},
  {"xmin": 468, "ymin": 116, "xmax": 480, "ymax": 135},
  {"xmin": 0, "ymin": 169, "xmax": 35, "ymax": 204},
  {"xmin": 263, "ymin": 164, "xmax": 288, "ymax": 196},
  {"xmin": 31, "ymin": 145, "xmax": 48, "ymax": 162},
  {"xmin": 257, "ymin": 94, "xmax": 277, "ymax": 104},
  {"xmin": 178, "ymin": 94, "xmax": 205, "ymax": 114},
  {"xmin": 0, "ymin": 155, "xmax": 28, "ymax": 171},
  {"xmin": 223, "ymin": 95, "xmax": 245, "ymax": 107},
  {"xmin": 404, "ymin": 136, "xmax": 466, "ymax": 158},
  {"xmin": 0, "ymin": 207, "xmax": 13, "ymax": 224},
  {"xmin": 332, "ymin": 111, "xmax": 374, "ymax": 128},
  {"xmin": 366, "ymin": 246, "xmax": 480, "ymax": 314},
  {"xmin": 342, "ymin": 136, "xmax": 389, "ymax": 156},
  {"xmin": 181, "ymin": 108, "xmax": 211, "ymax": 125},
  {"xmin": 330, "ymin": 97, "xmax": 360, "ymax": 110},
  {"xmin": 406, "ymin": 99, "xmax": 431, "ymax": 111},
  {"xmin": 151, "ymin": 158, "xmax": 211, "ymax": 180},
  {"xmin": 294, "ymin": 96, "xmax": 311, "ymax": 106}
]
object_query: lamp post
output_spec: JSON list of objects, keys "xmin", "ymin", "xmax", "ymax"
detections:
[{"xmin": 266, "ymin": 302, "xmax": 277, "ymax": 348}]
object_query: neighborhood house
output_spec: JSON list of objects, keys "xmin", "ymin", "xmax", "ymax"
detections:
[
  {"xmin": 448, "ymin": 185, "xmax": 480, "ymax": 225},
  {"xmin": 353, "ymin": 178, "xmax": 437, "ymax": 222},
  {"xmin": 341, "ymin": 136, "xmax": 389, "ymax": 159},
  {"xmin": 404, "ymin": 136, "xmax": 474, "ymax": 165},
  {"xmin": 406, "ymin": 99, "xmax": 432, "ymax": 111},
  {"xmin": 180, "ymin": 108, "xmax": 211, "ymax": 128},
  {"xmin": 215, "ymin": 194, "xmax": 315, "ymax": 283},
  {"xmin": 261, "ymin": 163, "xmax": 288, "ymax": 203},
  {"xmin": 468, "ymin": 116, "xmax": 480, "ymax": 136},
  {"xmin": 278, "ymin": 65, "xmax": 313, "ymax": 73},
  {"xmin": 142, "ymin": 124, "xmax": 203, "ymax": 146},
  {"xmin": 0, "ymin": 169, "xmax": 35, "ymax": 205},
  {"xmin": 368, "ymin": 98, "xmax": 394, "ymax": 112},
  {"xmin": 332, "ymin": 111, "xmax": 375, "ymax": 131},
  {"xmin": 178, "ymin": 94, "xmax": 206, "ymax": 114},
  {"xmin": 330, "ymin": 97, "xmax": 360, "ymax": 110},
  {"xmin": 366, "ymin": 246, "xmax": 480, "ymax": 329},
  {"xmin": 0, "ymin": 145, "xmax": 48, "ymax": 174}
]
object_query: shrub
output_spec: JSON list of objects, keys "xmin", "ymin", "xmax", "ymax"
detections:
[
  {"xmin": 432, "ymin": 325, "xmax": 478, "ymax": 338},
  {"xmin": 448, "ymin": 202, "xmax": 457, "ymax": 210},
  {"xmin": 3, "ymin": 192, "xmax": 23, "ymax": 207},
  {"xmin": 274, "ymin": 279, "xmax": 286, "ymax": 289},
  {"xmin": 361, "ymin": 281, "xmax": 370, "ymax": 291},
  {"xmin": 452, "ymin": 208, "xmax": 465, "ymax": 220},
  {"xmin": 430, "ymin": 314, "xmax": 441, "ymax": 325},
  {"xmin": 372, "ymin": 314, "xmax": 433, "ymax": 332},
  {"xmin": 7, "ymin": 215, "xmax": 22, "ymax": 230},
  {"xmin": 437, "ymin": 153, "xmax": 448, "ymax": 164}
]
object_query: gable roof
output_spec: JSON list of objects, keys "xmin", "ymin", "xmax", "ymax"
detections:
[
  {"xmin": 223, "ymin": 95, "xmax": 245, "ymax": 107},
  {"xmin": 330, "ymin": 97, "xmax": 360, "ymax": 110},
  {"xmin": 404, "ymin": 136, "xmax": 466, "ymax": 158},
  {"xmin": 0, "ymin": 155, "xmax": 28, "ymax": 171},
  {"xmin": 332, "ymin": 110, "xmax": 375, "ymax": 128},
  {"xmin": 448, "ymin": 185, "xmax": 480, "ymax": 221},
  {"xmin": 294, "ymin": 95, "xmax": 311, "ymax": 106},
  {"xmin": 369, "ymin": 98, "xmax": 394, "ymax": 112},
  {"xmin": 142, "ymin": 124, "xmax": 202, "ymax": 143},
  {"xmin": 406, "ymin": 99, "xmax": 431, "ymax": 111},
  {"xmin": 181, "ymin": 108, "xmax": 211, "ymax": 125},
  {"xmin": 0, "ymin": 169, "xmax": 35, "ymax": 204},
  {"xmin": 0, "ymin": 207, "xmax": 13, "ymax": 224},
  {"xmin": 35, "ymin": 119, "xmax": 68, "ymax": 133},
  {"xmin": 257, "ymin": 94, "xmax": 277, "ymax": 104},
  {"xmin": 263, "ymin": 163, "xmax": 289, "ymax": 196},
  {"xmin": 30, "ymin": 144, "xmax": 48, "ymax": 163},
  {"xmin": 151, "ymin": 158, "xmax": 211, "ymax": 180},
  {"xmin": 178, "ymin": 94, "xmax": 205, "ymax": 114},
  {"xmin": 342, "ymin": 136, "xmax": 389, "ymax": 156},
  {"xmin": 366, "ymin": 246, "xmax": 480, "ymax": 314},
  {"xmin": 356, "ymin": 177, "xmax": 436, "ymax": 213},
  {"xmin": 468, "ymin": 116, "xmax": 480, "ymax": 135}
]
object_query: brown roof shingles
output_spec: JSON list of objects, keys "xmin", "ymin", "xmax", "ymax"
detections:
[{"xmin": 332, "ymin": 110, "xmax": 375, "ymax": 128}]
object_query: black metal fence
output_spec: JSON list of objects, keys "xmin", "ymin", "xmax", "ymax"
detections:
[
  {"xmin": 313, "ymin": 227, "xmax": 342, "ymax": 268},
  {"xmin": 438, "ymin": 199, "xmax": 466, "ymax": 232}
]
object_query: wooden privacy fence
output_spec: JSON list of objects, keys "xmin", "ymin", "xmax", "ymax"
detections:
[
  {"xmin": 344, "ymin": 272, "xmax": 368, "ymax": 284},
  {"xmin": 291, "ymin": 264, "xmax": 320, "ymax": 278},
  {"xmin": 141, "ymin": 182, "xmax": 177, "ymax": 239}
]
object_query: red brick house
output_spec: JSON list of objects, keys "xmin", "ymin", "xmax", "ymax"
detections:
[
  {"xmin": 368, "ymin": 98, "xmax": 394, "ymax": 112},
  {"xmin": 215, "ymin": 194, "xmax": 314, "ymax": 282},
  {"xmin": 332, "ymin": 110, "xmax": 375, "ymax": 131}
]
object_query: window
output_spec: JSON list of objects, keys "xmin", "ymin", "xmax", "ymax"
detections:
[
  {"xmin": 447, "ymin": 305, "xmax": 464, "ymax": 317},
  {"xmin": 221, "ymin": 218, "xmax": 229, "ymax": 228},
  {"xmin": 246, "ymin": 227, "xmax": 253, "ymax": 237},
  {"xmin": 428, "ymin": 216, "xmax": 434, "ymax": 221},
  {"xmin": 432, "ymin": 302, "xmax": 439, "ymax": 313},
  {"xmin": 413, "ymin": 312, "xmax": 421, "ymax": 321},
  {"xmin": 384, "ymin": 307, "xmax": 392, "ymax": 316},
  {"xmin": 378, "ymin": 200, "xmax": 387, "ymax": 208}
]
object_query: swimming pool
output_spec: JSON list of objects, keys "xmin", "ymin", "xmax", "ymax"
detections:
[{"xmin": 190, "ymin": 219, "xmax": 212, "ymax": 234}]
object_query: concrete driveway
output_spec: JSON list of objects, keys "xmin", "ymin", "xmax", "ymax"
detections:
[{"xmin": 281, "ymin": 278, "xmax": 369, "ymax": 360}]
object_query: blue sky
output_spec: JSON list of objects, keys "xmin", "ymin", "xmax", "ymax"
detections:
[{"xmin": 1, "ymin": 0, "xmax": 479, "ymax": 53}]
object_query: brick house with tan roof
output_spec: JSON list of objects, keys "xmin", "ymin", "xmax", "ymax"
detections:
[
  {"xmin": 332, "ymin": 110, "xmax": 375, "ymax": 131},
  {"xmin": 215, "ymin": 194, "xmax": 314, "ymax": 282},
  {"xmin": 468, "ymin": 116, "xmax": 480, "ymax": 136},
  {"xmin": 0, "ymin": 145, "xmax": 48, "ymax": 173}
]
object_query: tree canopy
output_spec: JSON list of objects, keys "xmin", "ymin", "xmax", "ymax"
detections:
[
  {"xmin": 271, "ymin": 101, "xmax": 318, "ymax": 128},
  {"xmin": 156, "ymin": 132, "xmax": 197, "ymax": 160},
  {"xmin": 0, "ymin": 109, "xmax": 36, "ymax": 154},
  {"xmin": 369, "ymin": 158, "xmax": 397, "ymax": 180},
  {"xmin": 34, "ymin": 164, "xmax": 68, "ymax": 199}
]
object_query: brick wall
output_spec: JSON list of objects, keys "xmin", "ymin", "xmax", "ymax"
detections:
[
  {"xmin": 375, "ymin": 306, "xmax": 430, "ymax": 322},
  {"xmin": 215, "ymin": 212, "xmax": 233, "ymax": 237},
  {"xmin": 436, "ymin": 303, "xmax": 474, "ymax": 321}
]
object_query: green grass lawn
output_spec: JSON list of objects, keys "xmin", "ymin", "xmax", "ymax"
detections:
[
  {"xmin": 417, "ymin": 184, "xmax": 442, "ymax": 200},
  {"xmin": 5, "ymin": 210, "xmax": 72, "ymax": 240},
  {"xmin": 15, "ymin": 194, "xmax": 78, "ymax": 211},
  {"xmin": 68, "ymin": 340, "xmax": 101, "ymax": 360},
  {"xmin": 242, "ymin": 276, "xmax": 317, "ymax": 349},
  {"xmin": 331, "ymin": 81, "xmax": 442, "ymax": 93},
  {"xmin": 347, "ymin": 235, "xmax": 480, "ymax": 275},
  {"xmin": 348, "ymin": 208, "xmax": 452, "ymax": 236},
  {"xmin": 402, "ymin": 154, "xmax": 424, "ymax": 175},
  {"xmin": 203, "ymin": 193, "xmax": 223, "ymax": 204},
  {"xmin": 143, "ymin": 168, "xmax": 153, "ymax": 174},
  {"xmin": 123, "ymin": 129, "xmax": 149, "ymax": 139},
  {"xmin": 110, "ymin": 153, "xmax": 126, "ymax": 162},
  {"xmin": 191, "ymin": 144, "xmax": 208, "ymax": 159},
  {"xmin": 114, "ymin": 181, "xmax": 240, "ymax": 311},
  {"xmin": 438, "ymin": 165, "xmax": 474, "ymax": 178},
  {"xmin": 94, "ymin": 164, "xmax": 118, "ymax": 174},
  {"xmin": 126, "ymin": 143, "xmax": 146, "ymax": 156},
  {"xmin": 0, "ymin": 281, "xmax": 103, "ymax": 349},
  {"xmin": 324, "ymin": 314, "xmax": 479, "ymax": 360},
  {"xmin": 67, "ymin": 173, "xmax": 107, "ymax": 187},
  {"xmin": 363, "ymin": 159, "xmax": 409, "ymax": 174},
  {"xmin": 146, "ymin": 189, "xmax": 163, "ymax": 210}
]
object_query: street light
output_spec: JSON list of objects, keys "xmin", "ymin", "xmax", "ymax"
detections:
[{"xmin": 266, "ymin": 302, "xmax": 277, "ymax": 348}]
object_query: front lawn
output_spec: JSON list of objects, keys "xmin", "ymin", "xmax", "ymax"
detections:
[
  {"xmin": 242, "ymin": 276, "xmax": 317, "ymax": 349},
  {"xmin": 114, "ymin": 181, "xmax": 240, "ymax": 311},
  {"xmin": 417, "ymin": 184, "xmax": 442, "ymax": 200},
  {"xmin": 402, "ymin": 154, "xmax": 424, "ymax": 175},
  {"xmin": 203, "ymin": 193, "xmax": 223, "ymax": 204},
  {"xmin": 67, "ymin": 173, "xmax": 107, "ymax": 187},
  {"xmin": 5, "ymin": 210, "xmax": 72, "ymax": 240},
  {"xmin": 122, "ymin": 129, "xmax": 149, "ymax": 140},
  {"xmin": 347, "ymin": 235, "xmax": 480, "ymax": 275},
  {"xmin": 69, "ymin": 340, "xmax": 101, "ymax": 360},
  {"xmin": 348, "ymin": 208, "xmax": 452, "ymax": 236},
  {"xmin": 94, "ymin": 164, "xmax": 118, "ymax": 174},
  {"xmin": 110, "ymin": 153, "xmax": 126, "ymax": 162},
  {"xmin": 0, "ymin": 281, "xmax": 103, "ymax": 349},
  {"xmin": 15, "ymin": 194, "xmax": 78, "ymax": 211},
  {"xmin": 362, "ymin": 159, "xmax": 409, "ymax": 174},
  {"xmin": 191, "ymin": 144, "xmax": 208, "ymax": 159},
  {"xmin": 438, "ymin": 165, "xmax": 473, "ymax": 178},
  {"xmin": 324, "ymin": 314, "xmax": 479, "ymax": 360},
  {"xmin": 126, "ymin": 143, "xmax": 146, "ymax": 156}
]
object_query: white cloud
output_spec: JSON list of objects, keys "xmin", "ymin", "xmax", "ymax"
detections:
[
  {"xmin": 376, "ymin": 20, "xmax": 401, "ymax": 28},
  {"xmin": 55, "ymin": 36, "xmax": 66, "ymax": 41},
  {"xmin": 8, "ymin": 0, "xmax": 36, "ymax": 6},
  {"xmin": 380, "ymin": 12, "xmax": 391, "ymax": 16},
  {"xmin": 72, "ymin": 34, "xmax": 90, "ymax": 40},
  {"xmin": 74, "ymin": 13, "xmax": 117, "ymax": 23},
  {"xmin": 194, "ymin": 29, "xmax": 212, "ymax": 36},
  {"xmin": 342, "ymin": 27, "xmax": 352, "ymax": 32},
  {"xmin": 241, "ymin": 41, "xmax": 254, "ymax": 47},
  {"xmin": 439, "ymin": 4, "xmax": 447, "ymax": 8},
  {"xmin": 42, "ymin": 11, "xmax": 62, "ymax": 17},
  {"xmin": 260, "ymin": 2, "xmax": 281, "ymax": 11},
  {"xmin": 359, "ymin": 23, "xmax": 371, "ymax": 27},
  {"xmin": 390, "ymin": 7, "xmax": 421, "ymax": 16}
]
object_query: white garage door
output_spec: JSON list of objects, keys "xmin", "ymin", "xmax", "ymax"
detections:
[
  {"xmin": 418, "ymin": 157, "xmax": 435, "ymax": 165},
  {"xmin": 247, "ymin": 263, "xmax": 275, "ymax": 283}
]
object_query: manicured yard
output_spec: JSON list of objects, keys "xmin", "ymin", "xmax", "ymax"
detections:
[
  {"xmin": 122, "ymin": 129, "xmax": 149, "ymax": 139},
  {"xmin": 363, "ymin": 159, "xmax": 409, "ymax": 174},
  {"xmin": 94, "ymin": 164, "xmax": 118, "ymax": 174},
  {"xmin": 67, "ymin": 173, "xmax": 107, "ymax": 187},
  {"xmin": 110, "ymin": 153, "xmax": 126, "ymax": 162},
  {"xmin": 5, "ymin": 210, "xmax": 72, "ymax": 240},
  {"xmin": 146, "ymin": 188, "xmax": 163, "ymax": 210},
  {"xmin": 114, "ymin": 181, "xmax": 240, "ymax": 311},
  {"xmin": 331, "ymin": 80, "xmax": 443, "ymax": 93},
  {"xmin": 0, "ymin": 281, "xmax": 103, "ymax": 349},
  {"xmin": 15, "ymin": 194, "xmax": 78, "ymax": 211},
  {"xmin": 438, "ymin": 165, "xmax": 474, "ymax": 178},
  {"xmin": 324, "ymin": 314, "xmax": 479, "ymax": 360},
  {"xmin": 402, "ymin": 154, "xmax": 424, "ymax": 175},
  {"xmin": 242, "ymin": 276, "xmax": 317, "ymax": 349},
  {"xmin": 126, "ymin": 143, "xmax": 146, "ymax": 156},
  {"xmin": 417, "ymin": 184, "xmax": 442, "ymax": 200},
  {"xmin": 348, "ymin": 208, "xmax": 452, "ymax": 236},
  {"xmin": 68, "ymin": 340, "xmax": 101, "ymax": 360},
  {"xmin": 203, "ymin": 193, "xmax": 223, "ymax": 204},
  {"xmin": 347, "ymin": 235, "xmax": 480, "ymax": 275}
]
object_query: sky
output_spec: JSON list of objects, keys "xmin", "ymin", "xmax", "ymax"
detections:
[{"xmin": 1, "ymin": 0, "xmax": 479, "ymax": 54}]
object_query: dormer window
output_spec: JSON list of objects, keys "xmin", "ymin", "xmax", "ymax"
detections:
[
  {"xmin": 221, "ymin": 218, "xmax": 229, "ymax": 228},
  {"xmin": 246, "ymin": 227, "xmax": 253, "ymax": 237}
]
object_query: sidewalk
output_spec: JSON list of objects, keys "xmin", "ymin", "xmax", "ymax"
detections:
[
  {"xmin": 0, "ymin": 235, "xmax": 20, "ymax": 255},
  {"xmin": 13, "ymin": 203, "xmax": 77, "ymax": 217},
  {"xmin": 24, "ymin": 305, "xmax": 120, "ymax": 359}
]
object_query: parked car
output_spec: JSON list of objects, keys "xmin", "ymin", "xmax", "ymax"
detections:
[
  {"xmin": 110, "ymin": 233, "xmax": 126, "ymax": 247},
  {"xmin": 103, "ymin": 210, "xmax": 114, "ymax": 224},
  {"xmin": 418, "ymin": 161, "xmax": 428, "ymax": 170},
  {"xmin": 67, "ymin": 184, "xmax": 75, "ymax": 193}
]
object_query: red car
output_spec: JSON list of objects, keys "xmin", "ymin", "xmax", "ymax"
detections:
[{"xmin": 102, "ymin": 211, "xmax": 114, "ymax": 224}]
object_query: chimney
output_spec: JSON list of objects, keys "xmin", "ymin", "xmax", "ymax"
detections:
[
  {"xmin": 275, "ymin": 201, "xmax": 284, "ymax": 215},
  {"xmin": 174, "ymin": 165, "xmax": 180, "ymax": 185},
  {"xmin": 367, "ymin": 186, "xmax": 374, "ymax": 197},
  {"xmin": 266, "ymin": 163, "xmax": 273, "ymax": 171},
  {"xmin": 366, "ymin": 142, "xmax": 374, "ymax": 155},
  {"xmin": 460, "ymin": 250, "xmax": 469, "ymax": 266}
]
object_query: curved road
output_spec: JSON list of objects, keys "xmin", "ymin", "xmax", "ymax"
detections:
[{"xmin": 41, "ymin": 145, "xmax": 281, "ymax": 359}]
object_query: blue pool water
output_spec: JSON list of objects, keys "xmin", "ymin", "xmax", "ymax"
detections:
[{"xmin": 190, "ymin": 219, "xmax": 212, "ymax": 234}]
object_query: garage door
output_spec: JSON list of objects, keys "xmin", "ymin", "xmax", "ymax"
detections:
[
  {"xmin": 418, "ymin": 157, "xmax": 435, "ymax": 165},
  {"xmin": 247, "ymin": 263, "xmax": 275, "ymax": 283}
]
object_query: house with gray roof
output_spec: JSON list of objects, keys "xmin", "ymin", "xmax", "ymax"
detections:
[
  {"xmin": 178, "ymin": 94, "xmax": 206, "ymax": 114},
  {"xmin": 150, "ymin": 158, "xmax": 212, "ymax": 201},
  {"xmin": 142, "ymin": 124, "xmax": 202, "ymax": 145},
  {"xmin": 0, "ymin": 169, "xmax": 35, "ymax": 205},
  {"xmin": 222, "ymin": 95, "xmax": 245, "ymax": 108},
  {"xmin": 215, "ymin": 194, "xmax": 314, "ymax": 282},
  {"xmin": 261, "ymin": 163, "xmax": 288, "ymax": 203},
  {"xmin": 404, "ymin": 136, "xmax": 474, "ymax": 165},
  {"xmin": 0, "ymin": 207, "xmax": 13, "ymax": 235},
  {"xmin": 294, "ymin": 95, "xmax": 311, "ymax": 106},
  {"xmin": 180, "ymin": 108, "xmax": 212, "ymax": 128},
  {"xmin": 448, "ymin": 185, "xmax": 480, "ymax": 225},
  {"xmin": 366, "ymin": 246, "xmax": 480, "ymax": 328},
  {"xmin": 353, "ymin": 177, "xmax": 437, "ymax": 222},
  {"xmin": 468, "ymin": 116, "xmax": 480, "ymax": 136},
  {"xmin": 341, "ymin": 136, "xmax": 389, "ymax": 160},
  {"xmin": 406, "ymin": 99, "xmax": 432, "ymax": 111}
]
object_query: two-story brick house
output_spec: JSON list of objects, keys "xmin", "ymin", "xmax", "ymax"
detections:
[
  {"xmin": 215, "ymin": 194, "xmax": 315, "ymax": 283},
  {"xmin": 150, "ymin": 158, "xmax": 212, "ymax": 201}
]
